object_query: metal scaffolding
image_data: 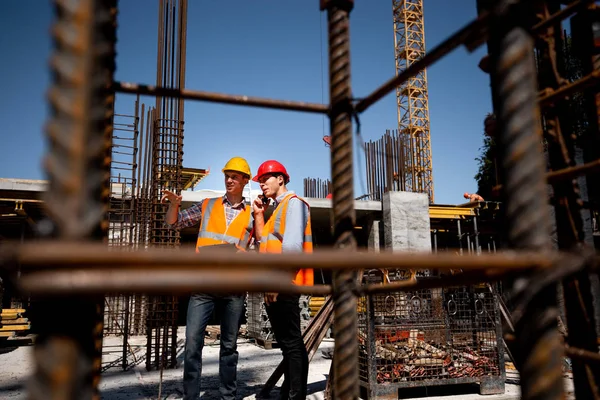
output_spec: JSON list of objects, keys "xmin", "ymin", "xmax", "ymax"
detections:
[{"xmin": 392, "ymin": 0, "xmax": 434, "ymax": 202}]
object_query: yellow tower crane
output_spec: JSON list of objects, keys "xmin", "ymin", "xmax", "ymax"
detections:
[{"xmin": 392, "ymin": 0, "xmax": 434, "ymax": 202}]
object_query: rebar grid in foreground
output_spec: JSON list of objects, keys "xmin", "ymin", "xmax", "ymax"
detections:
[{"xmin": 6, "ymin": 0, "xmax": 599, "ymax": 399}]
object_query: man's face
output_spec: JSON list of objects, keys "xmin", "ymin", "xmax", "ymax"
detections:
[
  {"xmin": 258, "ymin": 174, "xmax": 282, "ymax": 198},
  {"xmin": 223, "ymin": 171, "xmax": 248, "ymax": 195}
]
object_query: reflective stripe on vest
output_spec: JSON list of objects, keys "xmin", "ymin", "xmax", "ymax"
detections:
[
  {"xmin": 259, "ymin": 193, "xmax": 313, "ymax": 285},
  {"xmin": 195, "ymin": 197, "xmax": 253, "ymax": 251}
]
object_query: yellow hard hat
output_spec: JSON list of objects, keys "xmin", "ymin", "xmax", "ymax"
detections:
[{"xmin": 222, "ymin": 157, "xmax": 251, "ymax": 178}]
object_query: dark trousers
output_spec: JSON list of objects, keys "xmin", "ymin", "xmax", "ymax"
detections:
[
  {"xmin": 265, "ymin": 294, "xmax": 309, "ymax": 400},
  {"xmin": 183, "ymin": 293, "xmax": 244, "ymax": 400}
]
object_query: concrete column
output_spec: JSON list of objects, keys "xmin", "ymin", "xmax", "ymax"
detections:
[
  {"xmin": 367, "ymin": 220, "xmax": 382, "ymax": 252},
  {"xmin": 382, "ymin": 191, "xmax": 431, "ymax": 252}
]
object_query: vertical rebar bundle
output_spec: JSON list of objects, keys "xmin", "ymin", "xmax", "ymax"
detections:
[
  {"xmin": 364, "ymin": 129, "xmax": 409, "ymax": 201},
  {"xmin": 108, "ymin": 95, "xmax": 140, "ymax": 249},
  {"xmin": 303, "ymin": 177, "xmax": 332, "ymax": 198},
  {"xmin": 146, "ymin": 0, "xmax": 188, "ymax": 372},
  {"xmin": 105, "ymin": 96, "xmax": 150, "ymax": 345}
]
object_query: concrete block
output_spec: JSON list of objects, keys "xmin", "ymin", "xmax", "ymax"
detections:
[{"xmin": 382, "ymin": 191, "xmax": 431, "ymax": 252}]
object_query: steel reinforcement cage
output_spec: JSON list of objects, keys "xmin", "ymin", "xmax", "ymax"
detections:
[
  {"xmin": 358, "ymin": 271, "xmax": 505, "ymax": 397},
  {"xmin": 0, "ymin": 1, "xmax": 599, "ymax": 400}
]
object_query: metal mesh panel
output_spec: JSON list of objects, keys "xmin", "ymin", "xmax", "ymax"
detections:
[
  {"xmin": 358, "ymin": 271, "xmax": 504, "ymax": 391},
  {"xmin": 145, "ymin": 295, "xmax": 179, "ymax": 371},
  {"xmin": 103, "ymin": 294, "xmax": 148, "ymax": 336},
  {"xmin": 245, "ymin": 293, "xmax": 311, "ymax": 345}
]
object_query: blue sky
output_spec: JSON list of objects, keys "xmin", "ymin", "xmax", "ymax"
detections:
[{"xmin": 0, "ymin": 1, "xmax": 493, "ymax": 205}]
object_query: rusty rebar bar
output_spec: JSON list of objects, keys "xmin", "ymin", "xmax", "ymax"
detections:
[
  {"xmin": 488, "ymin": 2, "xmax": 565, "ymax": 399},
  {"xmin": 538, "ymin": 69, "xmax": 600, "ymax": 107},
  {"xmin": 321, "ymin": 0, "xmax": 358, "ymax": 398},
  {"xmin": 355, "ymin": 0, "xmax": 595, "ymax": 115},
  {"xmin": 564, "ymin": 345, "xmax": 600, "ymax": 366},
  {"xmin": 546, "ymin": 159, "xmax": 600, "ymax": 183},
  {"xmin": 114, "ymin": 81, "xmax": 329, "ymax": 114},
  {"xmin": 33, "ymin": 0, "xmax": 117, "ymax": 399},
  {"xmin": 531, "ymin": 0, "xmax": 597, "ymax": 32},
  {"xmin": 8, "ymin": 250, "xmax": 598, "ymax": 298},
  {"xmin": 2, "ymin": 241, "xmax": 564, "ymax": 271},
  {"xmin": 504, "ymin": 334, "xmax": 600, "ymax": 365},
  {"xmin": 354, "ymin": 11, "xmax": 488, "ymax": 113},
  {"xmin": 18, "ymin": 268, "xmax": 311, "ymax": 296},
  {"xmin": 535, "ymin": 2, "xmax": 600, "ymax": 397}
]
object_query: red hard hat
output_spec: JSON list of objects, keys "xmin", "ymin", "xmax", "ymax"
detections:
[{"xmin": 252, "ymin": 160, "xmax": 290, "ymax": 183}]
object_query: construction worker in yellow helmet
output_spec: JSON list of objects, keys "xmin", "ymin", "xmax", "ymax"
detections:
[{"xmin": 162, "ymin": 156, "xmax": 252, "ymax": 400}]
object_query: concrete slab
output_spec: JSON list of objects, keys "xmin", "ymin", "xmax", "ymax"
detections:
[{"xmin": 0, "ymin": 178, "xmax": 47, "ymax": 192}]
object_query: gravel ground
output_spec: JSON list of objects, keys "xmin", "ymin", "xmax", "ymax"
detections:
[{"xmin": 0, "ymin": 327, "xmax": 574, "ymax": 399}]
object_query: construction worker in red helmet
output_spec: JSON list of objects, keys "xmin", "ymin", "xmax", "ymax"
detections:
[
  {"xmin": 162, "ymin": 156, "xmax": 253, "ymax": 400},
  {"xmin": 252, "ymin": 159, "xmax": 313, "ymax": 400}
]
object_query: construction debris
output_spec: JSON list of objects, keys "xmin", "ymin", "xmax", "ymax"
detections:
[{"xmin": 369, "ymin": 335, "xmax": 500, "ymax": 383}]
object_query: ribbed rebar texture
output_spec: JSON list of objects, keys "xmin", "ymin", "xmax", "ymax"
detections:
[
  {"xmin": 44, "ymin": 0, "xmax": 115, "ymax": 239},
  {"xmin": 537, "ymin": 1, "xmax": 600, "ymax": 396},
  {"xmin": 489, "ymin": 4, "xmax": 565, "ymax": 400},
  {"xmin": 32, "ymin": 0, "xmax": 117, "ymax": 399},
  {"xmin": 324, "ymin": 1, "xmax": 358, "ymax": 399}
]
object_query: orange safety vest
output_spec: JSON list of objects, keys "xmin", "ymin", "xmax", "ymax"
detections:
[
  {"xmin": 195, "ymin": 197, "xmax": 253, "ymax": 251},
  {"xmin": 259, "ymin": 193, "xmax": 314, "ymax": 286}
]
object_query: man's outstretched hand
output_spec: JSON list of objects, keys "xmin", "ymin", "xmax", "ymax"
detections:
[{"xmin": 161, "ymin": 189, "xmax": 182, "ymax": 205}]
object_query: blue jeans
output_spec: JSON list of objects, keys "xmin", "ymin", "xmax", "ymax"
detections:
[{"xmin": 183, "ymin": 293, "xmax": 245, "ymax": 400}]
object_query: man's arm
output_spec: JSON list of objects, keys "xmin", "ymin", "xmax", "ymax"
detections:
[
  {"xmin": 165, "ymin": 201, "xmax": 204, "ymax": 230},
  {"xmin": 165, "ymin": 202, "xmax": 180, "ymax": 225},
  {"xmin": 281, "ymin": 198, "xmax": 308, "ymax": 253}
]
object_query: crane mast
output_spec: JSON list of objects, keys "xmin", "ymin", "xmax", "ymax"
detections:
[{"xmin": 393, "ymin": 0, "xmax": 434, "ymax": 202}]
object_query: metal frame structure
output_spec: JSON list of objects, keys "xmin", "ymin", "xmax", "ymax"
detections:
[
  {"xmin": 392, "ymin": 0, "xmax": 434, "ymax": 202},
  {"xmin": 145, "ymin": 0, "xmax": 188, "ymax": 372},
  {"xmin": 0, "ymin": 0, "xmax": 599, "ymax": 399}
]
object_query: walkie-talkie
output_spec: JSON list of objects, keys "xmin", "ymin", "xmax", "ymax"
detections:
[{"xmin": 259, "ymin": 194, "xmax": 270, "ymax": 206}]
